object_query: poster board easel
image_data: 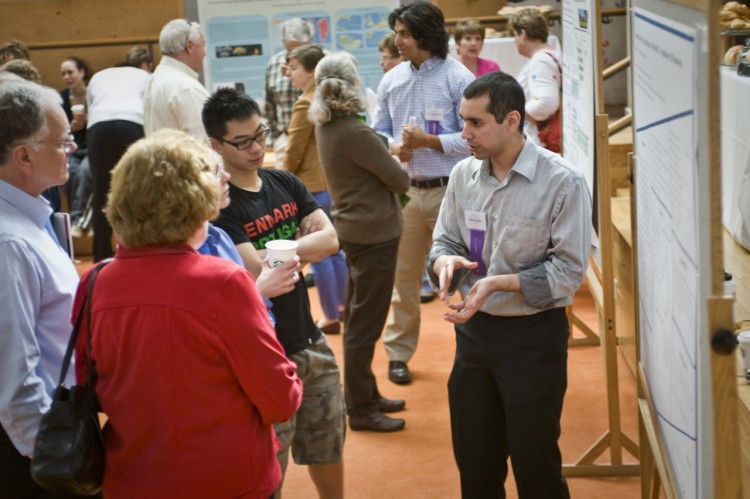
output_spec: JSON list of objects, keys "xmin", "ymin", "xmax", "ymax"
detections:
[
  {"xmin": 563, "ymin": 114, "xmax": 639, "ymax": 477},
  {"xmin": 630, "ymin": 0, "xmax": 742, "ymax": 496},
  {"xmin": 562, "ymin": 2, "xmax": 639, "ymax": 477}
]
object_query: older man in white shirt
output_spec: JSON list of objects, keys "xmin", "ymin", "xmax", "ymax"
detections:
[{"xmin": 143, "ymin": 19, "xmax": 210, "ymax": 139}]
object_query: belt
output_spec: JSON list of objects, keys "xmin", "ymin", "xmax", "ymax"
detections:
[{"xmin": 409, "ymin": 177, "xmax": 449, "ymax": 189}]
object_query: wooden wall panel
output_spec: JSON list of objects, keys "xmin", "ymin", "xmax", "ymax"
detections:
[
  {"xmin": 0, "ymin": 0, "xmax": 182, "ymax": 86},
  {"xmin": 433, "ymin": 0, "xmax": 506, "ymax": 20}
]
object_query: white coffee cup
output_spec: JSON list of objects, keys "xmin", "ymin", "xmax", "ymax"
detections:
[
  {"xmin": 737, "ymin": 330, "xmax": 750, "ymax": 371},
  {"xmin": 71, "ymin": 104, "xmax": 85, "ymax": 116},
  {"xmin": 265, "ymin": 239, "xmax": 298, "ymax": 267}
]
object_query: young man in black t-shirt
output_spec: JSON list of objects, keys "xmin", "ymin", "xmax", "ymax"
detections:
[{"xmin": 203, "ymin": 88, "xmax": 349, "ymax": 497}]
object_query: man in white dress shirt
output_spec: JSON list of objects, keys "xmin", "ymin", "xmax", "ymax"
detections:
[{"xmin": 143, "ymin": 19, "xmax": 210, "ymax": 139}]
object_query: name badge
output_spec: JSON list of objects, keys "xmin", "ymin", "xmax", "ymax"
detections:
[
  {"xmin": 464, "ymin": 210, "xmax": 487, "ymax": 231},
  {"xmin": 425, "ymin": 107, "xmax": 444, "ymax": 135},
  {"xmin": 464, "ymin": 210, "xmax": 487, "ymax": 276}
]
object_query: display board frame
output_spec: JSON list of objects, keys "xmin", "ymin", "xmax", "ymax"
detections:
[{"xmin": 630, "ymin": 1, "xmax": 740, "ymax": 497}]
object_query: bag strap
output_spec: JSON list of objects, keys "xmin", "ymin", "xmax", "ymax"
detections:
[
  {"xmin": 544, "ymin": 50, "xmax": 563, "ymax": 77},
  {"xmin": 540, "ymin": 51, "xmax": 563, "ymax": 125},
  {"xmin": 57, "ymin": 259, "xmax": 112, "ymax": 386}
]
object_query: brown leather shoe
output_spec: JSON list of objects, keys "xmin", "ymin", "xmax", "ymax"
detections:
[
  {"xmin": 377, "ymin": 396, "xmax": 405, "ymax": 413},
  {"xmin": 349, "ymin": 412, "xmax": 405, "ymax": 432},
  {"xmin": 317, "ymin": 319, "xmax": 341, "ymax": 335}
]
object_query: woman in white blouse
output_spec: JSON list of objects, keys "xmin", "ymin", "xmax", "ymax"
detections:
[{"xmin": 510, "ymin": 9, "xmax": 562, "ymax": 153}]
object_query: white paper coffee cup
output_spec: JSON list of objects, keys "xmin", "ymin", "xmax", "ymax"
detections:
[
  {"xmin": 71, "ymin": 104, "xmax": 85, "ymax": 115},
  {"xmin": 738, "ymin": 331, "xmax": 750, "ymax": 371},
  {"xmin": 265, "ymin": 239, "xmax": 298, "ymax": 267}
]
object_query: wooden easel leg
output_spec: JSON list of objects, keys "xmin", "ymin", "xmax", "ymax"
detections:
[
  {"xmin": 649, "ymin": 464, "xmax": 662, "ymax": 499},
  {"xmin": 567, "ymin": 305, "xmax": 600, "ymax": 346},
  {"xmin": 562, "ymin": 430, "xmax": 640, "ymax": 477},
  {"xmin": 563, "ymin": 113, "xmax": 640, "ymax": 478}
]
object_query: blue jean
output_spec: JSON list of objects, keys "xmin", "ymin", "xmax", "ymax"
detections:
[{"xmin": 311, "ymin": 191, "xmax": 347, "ymax": 320}]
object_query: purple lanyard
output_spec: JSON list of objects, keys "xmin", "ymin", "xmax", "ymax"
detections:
[{"xmin": 469, "ymin": 229, "xmax": 487, "ymax": 276}]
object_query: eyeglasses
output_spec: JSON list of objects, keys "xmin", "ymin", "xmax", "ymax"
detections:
[
  {"xmin": 214, "ymin": 162, "xmax": 227, "ymax": 180},
  {"xmin": 215, "ymin": 125, "xmax": 270, "ymax": 151},
  {"xmin": 26, "ymin": 133, "xmax": 76, "ymax": 154},
  {"xmin": 61, "ymin": 134, "xmax": 77, "ymax": 154}
]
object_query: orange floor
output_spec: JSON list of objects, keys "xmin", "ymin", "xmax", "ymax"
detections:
[
  {"xmin": 282, "ymin": 286, "xmax": 642, "ymax": 498},
  {"xmin": 74, "ymin": 258, "xmax": 641, "ymax": 498}
]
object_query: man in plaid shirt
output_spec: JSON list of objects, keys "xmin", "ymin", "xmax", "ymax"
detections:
[{"xmin": 264, "ymin": 18, "xmax": 311, "ymax": 168}]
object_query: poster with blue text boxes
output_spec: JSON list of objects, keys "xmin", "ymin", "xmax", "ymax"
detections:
[
  {"xmin": 205, "ymin": 15, "xmax": 270, "ymax": 100},
  {"xmin": 270, "ymin": 12, "xmax": 333, "ymax": 54},
  {"xmin": 335, "ymin": 7, "xmax": 392, "ymax": 116}
]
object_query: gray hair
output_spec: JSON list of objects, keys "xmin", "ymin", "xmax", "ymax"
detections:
[
  {"xmin": 126, "ymin": 46, "xmax": 153, "ymax": 67},
  {"xmin": 0, "ymin": 71, "xmax": 24, "ymax": 83},
  {"xmin": 281, "ymin": 18, "xmax": 312, "ymax": 44},
  {"xmin": 159, "ymin": 19, "xmax": 203, "ymax": 55},
  {"xmin": 309, "ymin": 52, "xmax": 365, "ymax": 125},
  {"xmin": 0, "ymin": 80, "xmax": 62, "ymax": 164}
]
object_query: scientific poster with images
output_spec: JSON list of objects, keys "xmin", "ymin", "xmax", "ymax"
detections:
[
  {"xmin": 334, "ymin": 8, "xmax": 392, "ymax": 96},
  {"xmin": 197, "ymin": 0, "xmax": 398, "ymax": 108},
  {"xmin": 561, "ymin": 0, "xmax": 595, "ymax": 197}
]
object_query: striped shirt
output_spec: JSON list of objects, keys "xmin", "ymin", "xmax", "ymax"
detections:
[{"xmin": 373, "ymin": 56, "xmax": 474, "ymax": 180}]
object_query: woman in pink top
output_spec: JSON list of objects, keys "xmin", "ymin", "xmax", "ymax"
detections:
[{"xmin": 454, "ymin": 18, "xmax": 500, "ymax": 76}]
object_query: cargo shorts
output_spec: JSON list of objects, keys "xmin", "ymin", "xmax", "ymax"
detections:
[{"xmin": 274, "ymin": 334, "xmax": 346, "ymax": 474}]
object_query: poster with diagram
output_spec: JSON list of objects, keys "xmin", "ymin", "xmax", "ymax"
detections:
[{"xmin": 197, "ymin": 0, "xmax": 397, "ymax": 108}]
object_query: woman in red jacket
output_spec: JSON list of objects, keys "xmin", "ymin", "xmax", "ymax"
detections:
[{"xmin": 74, "ymin": 130, "xmax": 302, "ymax": 499}]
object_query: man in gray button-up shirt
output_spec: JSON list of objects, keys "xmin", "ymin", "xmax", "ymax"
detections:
[{"xmin": 427, "ymin": 71, "xmax": 591, "ymax": 499}]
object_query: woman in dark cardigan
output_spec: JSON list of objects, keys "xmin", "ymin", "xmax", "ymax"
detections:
[{"xmin": 310, "ymin": 52, "xmax": 410, "ymax": 433}]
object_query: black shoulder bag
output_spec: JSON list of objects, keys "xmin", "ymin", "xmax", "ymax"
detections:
[{"xmin": 31, "ymin": 260, "xmax": 110, "ymax": 496}]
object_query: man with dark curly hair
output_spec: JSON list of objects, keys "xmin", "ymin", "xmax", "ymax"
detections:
[{"xmin": 373, "ymin": 1, "xmax": 474, "ymax": 386}]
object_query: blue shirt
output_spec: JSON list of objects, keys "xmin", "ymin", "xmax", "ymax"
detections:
[
  {"xmin": 373, "ymin": 56, "xmax": 474, "ymax": 180},
  {"xmin": 199, "ymin": 223, "xmax": 275, "ymax": 325},
  {"xmin": 0, "ymin": 179, "xmax": 79, "ymax": 456},
  {"xmin": 199, "ymin": 223, "xmax": 245, "ymax": 266}
]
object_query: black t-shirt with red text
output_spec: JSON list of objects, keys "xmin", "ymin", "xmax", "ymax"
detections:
[{"xmin": 216, "ymin": 168, "xmax": 321, "ymax": 356}]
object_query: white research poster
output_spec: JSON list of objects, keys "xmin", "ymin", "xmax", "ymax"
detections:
[
  {"xmin": 561, "ymin": 0, "xmax": 595, "ymax": 198},
  {"xmin": 197, "ymin": 0, "xmax": 399, "ymax": 107},
  {"xmin": 632, "ymin": 7, "xmax": 703, "ymax": 498}
]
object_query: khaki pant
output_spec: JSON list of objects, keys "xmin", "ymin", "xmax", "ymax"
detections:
[{"xmin": 383, "ymin": 185, "xmax": 446, "ymax": 362}]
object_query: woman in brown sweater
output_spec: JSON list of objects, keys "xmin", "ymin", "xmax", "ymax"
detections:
[
  {"xmin": 311, "ymin": 52, "xmax": 410, "ymax": 432},
  {"xmin": 285, "ymin": 44, "xmax": 347, "ymax": 335}
]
